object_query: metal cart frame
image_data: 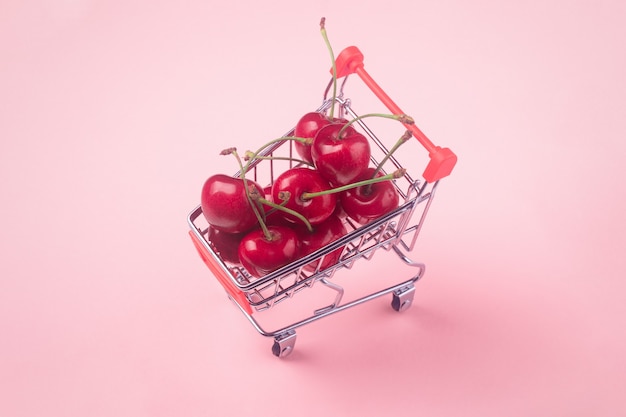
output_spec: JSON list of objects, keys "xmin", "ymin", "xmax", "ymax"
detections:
[{"xmin": 187, "ymin": 46, "xmax": 456, "ymax": 357}]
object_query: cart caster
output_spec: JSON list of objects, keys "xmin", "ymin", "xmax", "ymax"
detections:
[
  {"xmin": 391, "ymin": 286, "xmax": 415, "ymax": 312},
  {"xmin": 272, "ymin": 331, "xmax": 297, "ymax": 358}
]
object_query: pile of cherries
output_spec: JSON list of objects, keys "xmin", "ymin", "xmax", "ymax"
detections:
[
  {"xmin": 199, "ymin": 17, "xmax": 413, "ymax": 278},
  {"xmin": 200, "ymin": 109, "xmax": 412, "ymax": 278}
]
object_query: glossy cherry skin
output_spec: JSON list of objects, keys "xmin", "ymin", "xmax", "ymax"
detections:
[
  {"xmin": 294, "ymin": 112, "xmax": 348, "ymax": 164},
  {"xmin": 295, "ymin": 214, "xmax": 347, "ymax": 272},
  {"xmin": 271, "ymin": 167, "xmax": 337, "ymax": 226},
  {"xmin": 238, "ymin": 225, "xmax": 300, "ymax": 278},
  {"xmin": 201, "ymin": 174, "xmax": 264, "ymax": 234},
  {"xmin": 208, "ymin": 226, "xmax": 245, "ymax": 265},
  {"xmin": 293, "ymin": 112, "xmax": 333, "ymax": 164},
  {"xmin": 340, "ymin": 167, "xmax": 400, "ymax": 224},
  {"xmin": 311, "ymin": 123, "xmax": 371, "ymax": 187}
]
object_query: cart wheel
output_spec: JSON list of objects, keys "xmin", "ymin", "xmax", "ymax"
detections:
[
  {"xmin": 272, "ymin": 331, "xmax": 297, "ymax": 358},
  {"xmin": 391, "ymin": 286, "xmax": 415, "ymax": 312}
]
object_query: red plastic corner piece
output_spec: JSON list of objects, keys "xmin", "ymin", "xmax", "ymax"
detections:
[
  {"xmin": 188, "ymin": 230, "xmax": 253, "ymax": 315},
  {"xmin": 333, "ymin": 46, "xmax": 365, "ymax": 78},
  {"xmin": 423, "ymin": 147, "xmax": 458, "ymax": 182}
]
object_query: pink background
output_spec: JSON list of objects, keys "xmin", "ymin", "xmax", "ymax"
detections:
[{"xmin": 1, "ymin": 1, "xmax": 625, "ymax": 416}]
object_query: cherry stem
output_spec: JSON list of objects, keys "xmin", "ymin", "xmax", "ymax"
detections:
[
  {"xmin": 221, "ymin": 147, "xmax": 271, "ymax": 240},
  {"xmin": 244, "ymin": 151, "xmax": 313, "ymax": 168},
  {"xmin": 257, "ymin": 194, "xmax": 313, "ymax": 233},
  {"xmin": 262, "ymin": 195, "xmax": 288, "ymax": 217},
  {"xmin": 301, "ymin": 169, "xmax": 406, "ymax": 200},
  {"xmin": 371, "ymin": 130, "xmax": 413, "ymax": 179},
  {"xmin": 366, "ymin": 130, "xmax": 413, "ymax": 194},
  {"xmin": 337, "ymin": 113, "xmax": 414, "ymax": 139},
  {"xmin": 243, "ymin": 136, "xmax": 311, "ymax": 173},
  {"xmin": 320, "ymin": 17, "xmax": 337, "ymax": 119}
]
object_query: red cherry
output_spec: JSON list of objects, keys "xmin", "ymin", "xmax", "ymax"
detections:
[
  {"xmin": 208, "ymin": 226, "xmax": 246, "ymax": 265},
  {"xmin": 311, "ymin": 122, "xmax": 371, "ymax": 187},
  {"xmin": 294, "ymin": 113, "xmax": 349, "ymax": 164},
  {"xmin": 295, "ymin": 214, "xmax": 347, "ymax": 272},
  {"xmin": 294, "ymin": 112, "xmax": 332, "ymax": 164},
  {"xmin": 271, "ymin": 167, "xmax": 337, "ymax": 226},
  {"xmin": 200, "ymin": 174, "xmax": 264, "ymax": 234},
  {"xmin": 340, "ymin": 167, "xmax": 400, "ymax": 224},
  {"xmin": 238, "ymin": 225, "xmax": 300, "ymax": 278}
]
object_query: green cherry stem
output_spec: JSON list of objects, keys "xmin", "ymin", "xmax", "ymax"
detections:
[
  {"xmin": 301, "ymin": 168, "xmax": 406, "ymax": 200},
  {"xmin": 243, "ymin": 136, "xmax": 311, "ymax": 173},
  {"xmin": 243, "ymin": 151, "xmax": 313, "ymax": 168},
  {"xmin": 337, "ymin": 113, "xmax": 415, "ymax": 139},
  {"xmin": 261, "ymin": 195, "xmax": 288, "ymax": 217},
  {"xmin": 366, "ymin": 130, "xmax": 412, "ymax": 194},
  {"xmin": 221, "ymin": 147, "xmax": 271, "ymax": 240},
  {"xmin": 256, "ymin": 193, "xmax": 314, "ymax": 233},
  {"xmin": 320, "ymin": 17, "xmax": 337, "ymax": 119},
  {"xmin": 371, "ymin": 130, "xmax": 413, "ymax": 179}
]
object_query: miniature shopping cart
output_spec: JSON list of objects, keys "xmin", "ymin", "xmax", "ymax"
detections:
[{"xmin": 187, "ymin": 46, "xmax": 457, "ymax": 357}]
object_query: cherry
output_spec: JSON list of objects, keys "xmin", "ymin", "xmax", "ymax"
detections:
[
  {"xmin": 271, "ymin": 167, "xmax": 337, "ymax": 226},
  {"xmin": 293, "ymin": 112, "xmax": 348, "ymax": 164},
  {"xmin": 308, "ymin": 18, "xmax": 373, "ymax": 187},
  {"xmin": 238, "ymin": 225, "xmax": 300, "ymax": 278},
  {"xmin": 340, "ymin": 167, "xmax": 401, "ymax": 224},
  {"xmin": 293, "ymin": 112, "xmax": 332, "ymax": 164},
  {"xmin": 200, "ymin": 174, "xmax": 264, "ymax": 234},
  {"xmin": 208, "ymin": 226, "xmax": 246, "ymax": 265},
  {"xmin": 327, "ymin": 129, "xmax": 412, "ymax": 224},
  {"xmin": 295, "ymin": 213, "xmax": 347, "ymax": 272},
  {"xmin": 212, "ymin": 151, "xmax": 301, "ymax": 278},
  {"xmin": 311, "ymin": 122, "xmax": 371, "ymax": 187}
]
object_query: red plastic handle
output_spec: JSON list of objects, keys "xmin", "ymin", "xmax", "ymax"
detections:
[
  {"xmin": 333, "ymin": 46, "xmax": 457, "ymax": 183},
  {"xmin": 188, "ymin": 230, "xmax": 253, "ymax": 315}
]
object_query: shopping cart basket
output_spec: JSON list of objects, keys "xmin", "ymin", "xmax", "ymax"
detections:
[{"xmin": 187, "ymin": 46, "xmax": 457, "ymax": 357}]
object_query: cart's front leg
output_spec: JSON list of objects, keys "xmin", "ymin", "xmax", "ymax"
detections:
[
  {"xmin": 391, "ymin": 285, "xmax": 416, "ymax": 312},
  {"xmin": 272, "ymin": 330, "xmax": 297, "ymax": 358}
]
